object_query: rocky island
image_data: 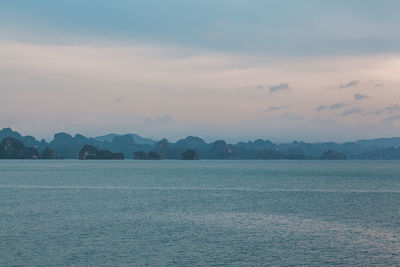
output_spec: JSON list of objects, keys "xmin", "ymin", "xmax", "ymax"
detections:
[
  {"xmin": 0, "ymin": 137, "xmax": 39, "ymax": 159},
  {"xmin": 40, "ymin": 147, "xmax": 58, "ymax": 159},
  {"xmin": 181, "ymin": 149, "xmax": 199, "ymax": 160},
  {"xmin": 320, "ymin": 150, "xmax": 347, "ymax": 160},
  {"xmin": 79, "ymin": 145, "xmax": 124, "ymax": 160},
  {"xmin": 3, "ymin": 127, "xmax": 400, "ymax": 160}
]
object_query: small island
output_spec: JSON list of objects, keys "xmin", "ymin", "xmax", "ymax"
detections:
[
  {"xmin": 3, "ymin": 127, "xmax": 400, "ymax": 160},
  {"xmin": 40, "ymin": 147, "xmax": 58, "ymax": 159},
  {"xmin": 320, "ymin": 150, "xmax": 347, "ymax": 160},
  {"xmin": 0, "ymin": 137, "xmax": 39, "ymax": 159},
  {"xmin": 181, "ymin": 149, "xmax": 199, "ymax": 160},
  {"xmin": 79, "ymin": 145, "xmax": 124, "ymax": 160}
]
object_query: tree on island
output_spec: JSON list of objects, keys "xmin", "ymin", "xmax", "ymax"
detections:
[{"xmin": 181, "ymin": 149, "xmax": 199, "ymax": 160}]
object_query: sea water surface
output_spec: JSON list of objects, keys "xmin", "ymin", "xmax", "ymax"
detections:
[{"xmin": 0, "ymin": 160, "xmax": 399, "ymax": 266}]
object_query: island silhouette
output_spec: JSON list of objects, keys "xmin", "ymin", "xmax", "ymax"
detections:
[{"xmin": 2, "ymin": 127, "xmax": 400, "ymax": 160}]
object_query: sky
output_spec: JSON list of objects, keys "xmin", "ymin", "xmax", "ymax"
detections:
[{"xmin": 0, "ymin": 0, "xmax": 400, "ymax": 142}]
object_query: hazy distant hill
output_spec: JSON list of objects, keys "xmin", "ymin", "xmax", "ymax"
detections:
[
  {"xmin": 47, "ymin": 132, "xmax": 101, "ymax": 159},
  {"xmin": 3, "ymin": 127, "xmax": 400, "ymax": 160},
  {"xmin": 94, "ymin": 133, "xmax": 156, "ymax": 145},
  {"xmin": 0, "ymin": 127, "xmax": 45, "ymax": 149},
  {"xmin": 356, "ymin": 137, "xmax": 400, "ymax": 150}
]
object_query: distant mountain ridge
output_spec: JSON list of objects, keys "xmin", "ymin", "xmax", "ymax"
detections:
[
  {"xmin": 94, "ymin": 133, "xmax": 156, "ymax": 145},
  {"xmin": 2, "ymin": 127, "xmax": 400, "ymax": 160},
  {"xmin": 0, "ymin": 127, "xmax": 44, "ymax": 149}
]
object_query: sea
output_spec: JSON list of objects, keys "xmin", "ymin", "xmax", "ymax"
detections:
[{"xmin": 0, "ymin": 160, "xmax": 399, "ymax": 266}]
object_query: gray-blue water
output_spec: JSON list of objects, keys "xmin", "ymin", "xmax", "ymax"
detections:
[{"xmin": 0, "ymin": 160, "xmax": 399, "ymax": 266}]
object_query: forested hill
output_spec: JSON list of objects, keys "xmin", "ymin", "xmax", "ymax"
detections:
[{"xmin": 1, "ymin": 127, "xmax": 400, "ymax": 160}]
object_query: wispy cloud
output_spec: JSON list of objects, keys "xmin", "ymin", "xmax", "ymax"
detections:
[
  {"xmin": 1, "ymin": 39, "xmax": 399, "ymax": 141},
  {"xmin": 329, "ymin": 102, "xmax": 346, "ymax": 110},
  {"xmin": 354, "ymin": 93, "xmax": 370, "ymax": 100},
  {"xmin": 339, "ymin": 80, "xmax": 359, "ymax": 89},
  {"xmin": 366, "ymin": 80, "xmax": 384, "ymax": 88},
  {"xmin": 341, "ymin": 108, "xmax": 362, "ymax": 117},
  {"xmin": 269, "ymin": 83, "xmax": 290, "ymax": 92},
  {"xmin": 385, "ymin": 114, "xmax": 400, "ymax": 122},
  {"xmin": 265, "ymin": 105, "xmax": 290, "ymax": 112},
  {"xmin": 281, "ymin": 112, "xmax": 304, "ymax": 121},
  {"xmin": 373, "ymin": 105, "xmax": 400, "ymax": 115}
]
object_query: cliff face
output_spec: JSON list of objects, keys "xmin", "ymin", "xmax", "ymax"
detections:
[
  {"xmin": 0, "ymin": 137, "xmax": 39, "ymax": 159},
  {"xmin": 79, "ymin": 145, "xmax": 124, "ymax": 160}
]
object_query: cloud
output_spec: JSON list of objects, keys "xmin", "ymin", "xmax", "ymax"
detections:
[
  {"xmin": 341, "ymin": 108, "xmax": 362, "ymax": 117},
  {"xmin": 339, "ymin": 80, "xmax": 359, "ymax": 89},
  {"xmin": 371, "ymin": 105, "xmax": 400, "ymax": 115},
  {"xmin": 354, "ymin": 93, "xmax": 370, "ymax": 100},
  {"xmin": 329, "ymin": 103, "xmax": 346, "ymax": 110},
  {"xmin": 2, "ymin": 1, "xmax": 400, "ymax": 57},
  {"xmin": 281, "ymin": 112, "xmax": 304, "ymax": 121},
  {"xmin": 385, "ymin": 114, "xmax": 400, "ymax": 122},
  {"xmin": 1, "ymin": 40, "xmax": 400, "ymax": 141},
  {"xmin": 269, "ymin": 83, "xmax": 290, "ymax": 92},
  {"xmin": 316, "ymin": 105, "xmax": 326, "ymax": 111},
  {"xmin": 310, "ymin": 116, "xmax": 338, "ymax": 125},
  {"xmin": 265, "ymin": 105, "xmax": 290, "ymax": 112},
  {"xmin": 366, "ymin": 80, "xmax": 384, "ymax": 88}
]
